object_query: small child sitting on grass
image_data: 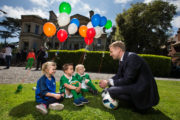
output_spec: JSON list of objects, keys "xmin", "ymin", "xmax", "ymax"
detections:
[
  {"xmin": 35, "ymin": 62, "xmax": 64, "ymax": 115},
  {"xmin": 75, "ymin": 64, "xmax": 98, "ymax": 95},
  {"xmin": 59, "ymin": 63, "xmax": 88, "ymax": 106}
]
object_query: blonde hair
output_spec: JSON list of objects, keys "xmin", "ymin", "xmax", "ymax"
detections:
[
  {"xmin": 75, "ymin": 64, "xmax": 85, "ymax": 72},
  {"xmin": 109, "ymin": 41, "xmax": 126, "ymax": 51},
  {"xmin": 42, "ymin": 61, "xmax": 56, "ymax": 74}
]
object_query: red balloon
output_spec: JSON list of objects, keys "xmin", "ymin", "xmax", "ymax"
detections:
[
  {"xmin": 86, "ymin": 28, "xmax": 96, "ymax": 39},
  {"xmin": 57, "ymin": 29, "xmax": 68, "ymax": 42},
  {"xmin": 84, "ymin": 37, "xmax": 93, "ymax": 45}
]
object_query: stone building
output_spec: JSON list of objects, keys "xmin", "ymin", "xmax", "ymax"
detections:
[
  {"xmin": 167, "ymin": 28, "xmax": 180, "ymax": 66},
  {"xmin": 19, "ymin": 10, "xmax": 107, "ymax": 51}
]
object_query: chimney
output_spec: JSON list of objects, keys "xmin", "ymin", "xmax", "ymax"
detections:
[
  {"xmin": 49, "ymin": 11, "xmax": 57, "ymax": 21},
  {"xmin": 89, "ymin": 10, "xmax": 94, "ymax": 19},
  {"xmin": 178, "ymin": 28, "xmax": 180, "ymax": 42}
]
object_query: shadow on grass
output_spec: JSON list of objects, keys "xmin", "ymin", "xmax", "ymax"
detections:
[
  {"xmin": 9, "ymin": 101, "xmax": 63, "ymax": 120},
  {"xmin": 84, "ymin": 93, "xmax": 172, "ymax": 120},
  {"xmin": 8, "ymin": 94, "xmax": 173, "ymax": 120}
]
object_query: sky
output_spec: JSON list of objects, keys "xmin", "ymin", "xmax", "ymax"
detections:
[{"xmin": 0, "ymin": 0, "xmax": 180, "ymax": 43}]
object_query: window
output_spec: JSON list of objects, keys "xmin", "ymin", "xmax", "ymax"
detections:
[
  {"xmin": 69, "ymin": 44, "xmax": 72, "ymax": 50},
  {"xmin": 23, "ymin": 41, "xmax": 29, "ymax": 50},
  {"xmin": 35, "ymin": 25, "xmax": 39, "ymax": 34},
  {"xmin": 24, "ymin": 24, "xmax": 31, "ymax": 33},
  {"xmin": 55, "ymin": 42, "xmax": 59, "ymax": 49},
  {"xmin": 97, "ymin": 39, "xmax": 101, "ymax": 46},
  {"xmin": 74, "ymin": 44, "xmax": 79, "ymax": 50}
]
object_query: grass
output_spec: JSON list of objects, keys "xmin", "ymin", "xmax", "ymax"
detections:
[{"xmin": 0, "ymin": 80, "xmax": 180, "ymax": 120}]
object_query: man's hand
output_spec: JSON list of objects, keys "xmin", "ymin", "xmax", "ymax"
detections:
[{"xmin": 99, "ymin": 80, "xmax": 109, "ymax": 88}]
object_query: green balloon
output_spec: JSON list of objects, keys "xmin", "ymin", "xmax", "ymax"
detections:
[
  {"xmin": 59, "ymin": 2, "xmax": 71, "ymax": 14},
  {"xmin": 105, "ymin": 20, "xmax": 112, "ymax": 29}
]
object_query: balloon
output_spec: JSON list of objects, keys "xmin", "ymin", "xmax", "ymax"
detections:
[
  {"xmin": 94, "ymin": 26, "xmax": 102, "ymax": 38},
  {"xmin": 59, "ymin": 2, "xmax": 71, "ymax": 14},
  {"xmin": 57, "ymin": 13, "xmax": 70, "ymax": 27},
  {"xmin": 70, "ymin": 18, "xmax": 80, "ymax": 27},
  {"xmin": 86, "ymin": 28, "xmax": 96, "ymax": 39},
  {"xmin": 99, "ymin": 16, "xmax": 107, "ymax": 27},
  {"xmin": 57, "ymin": 29, "xmax": 68, "ymax": 42},
  {"xmin": 91, "ymin": 14, "xmax": 101, "ymax": 27},
  {"xmin": 43, "ymin": 22, "xmax": 56, "ymax": 37},
  {"xmin": 105, "ymin": 20, "xmax": 112, "ymax": 29},
  {"xmin": 68, "ymin": 23, "xmax": 78, "ymax": 35},
  {"xmin": 79, "ymin": 25, "xmax": 88, "ymax": 37},
  {"xmin": 87, "ymin": 22, "xmax": 93, "ymax": 28},
  {"xmin": 84, "ymin": 37, "xmax": 93, "ymax": 45}
]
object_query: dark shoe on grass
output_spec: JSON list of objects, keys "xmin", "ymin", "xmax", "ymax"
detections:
[
  {"xmin": 89, "ymin": 88, "xmax": 98, "ymax": 95},
  {"xmin": 73, "ymin": 99, "xmax": 83, "ymax": 106},
  {"xmin": 79, "ymin": 97, "xmax": 89, "ymax": 104}
]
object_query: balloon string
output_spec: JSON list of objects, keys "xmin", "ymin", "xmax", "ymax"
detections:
[
  {"xmin": 78, "ymin": 52, "xmax": 85, "ymax": 64},
  {"xmin": 82, "ymin": 52, "xmax": 86, "ymax": 65}
]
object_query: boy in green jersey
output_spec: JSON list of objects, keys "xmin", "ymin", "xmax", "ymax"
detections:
[
  {"xmin": 74, "ymin": 64, "xmax": 98, "ymax": 95},
  {"xmin": 60, "ymin": 63, "xmax": 89, "ymax": 106}
]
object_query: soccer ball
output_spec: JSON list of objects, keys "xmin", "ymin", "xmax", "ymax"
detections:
[{"xmin": 102, "ymin": 91, "xmax": 119, "ymax": 109}]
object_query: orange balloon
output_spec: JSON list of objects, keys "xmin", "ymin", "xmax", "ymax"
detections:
[
  {"xmin": 79, "ymin": 25, "xmax": 87, "ymax": 38},
  {"xmin": 43, "ymin": 22, "xmax": 56, "ymax": 37}
]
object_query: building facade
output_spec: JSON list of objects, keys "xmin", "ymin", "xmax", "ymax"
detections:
[
  {"xmin": 19, "ymin": 11, "xmax": 107, "ymax": 51},
  {"xmin": 167, "ymin": 28, "xmax": 180, "ymax": 66}
]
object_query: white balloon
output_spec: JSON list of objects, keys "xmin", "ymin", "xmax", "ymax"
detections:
[
  {"xmin": 95, "ymin": 26, "xmax": 102, "ymax": 38},
  {"xmin": 87, "ymin": 22, "xmax": 93, "ymax": 28},
  {"xmin": 57, "ymin": 13, "xmax": 70, "ymax": 27},
  {"xmin": 68, "ymin": 23, "xmax": 78, "ymax": 35}
]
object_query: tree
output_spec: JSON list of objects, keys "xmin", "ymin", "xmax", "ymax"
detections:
[
  {"xmin": 0, "ymin": 17, "xmax": 21, "ymax": 45},
  {"xmin": 115, "ymin": 0, "xmax": 176, "ymax": 55}
]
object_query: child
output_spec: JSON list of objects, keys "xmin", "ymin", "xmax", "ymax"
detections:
[
  {"xmin": 75, "ymin": 64, "xmax": 98, "ymax": 95},
  {"xmin": 25, "ymin": 49, "xmax": 36, "ymax": 70},
  {"xmin": 35, "ymin": 62, "xmax": 64, "ymax": 114},
  {"xmin": 60, "ymin": 63, "xmax": 88, "ymax": 106}
]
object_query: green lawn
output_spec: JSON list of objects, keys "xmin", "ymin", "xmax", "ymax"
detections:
[{"xmin": 0, "ymin": 80, "xmax": 180, "ymax": 120}]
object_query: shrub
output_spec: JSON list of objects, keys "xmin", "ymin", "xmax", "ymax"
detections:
[{"xmin": 48, "ymin": 50, "xmax": 171, "ymax": 77}]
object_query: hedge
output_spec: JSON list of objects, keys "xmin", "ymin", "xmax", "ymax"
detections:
[{"xmin": 48, "ymin": 50, "xmax": 171, "ymax": 77}]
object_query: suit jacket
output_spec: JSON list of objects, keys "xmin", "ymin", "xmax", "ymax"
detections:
[{"xmin": 112, "ymin": 52, "xmax": 159, "ymax": 110}]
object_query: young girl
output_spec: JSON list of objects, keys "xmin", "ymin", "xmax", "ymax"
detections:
[
  {"xmin": 60, "ymin": 63, "xmax": 88, "ymax": 106},
  {"xmin": 35, "ymin": 62, "xmax": 64, "ymax": 114},
  {"xmin": 75, "ymin": 64, "xmax": 98, "ymax": 95},
  {"xmin": 25, "ymin": 49, "xmax": 36, "ymax": 70}
]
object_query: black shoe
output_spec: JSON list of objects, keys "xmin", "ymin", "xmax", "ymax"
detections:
[
  {"xmin": 89, "ymin": 88, "xmax": 98, "ymax": 95},
  {"xmin": 93, "ymin": 90, "xmax": 98, "ymax": 95},
  {"xmin": 4, "ymin": 67, "xmax": 9, "ymax": 69}
]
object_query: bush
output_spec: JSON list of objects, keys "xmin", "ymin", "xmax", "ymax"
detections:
[{"xmin": 48, "ymin": 50, "xmax": 171, "ymax": 77}]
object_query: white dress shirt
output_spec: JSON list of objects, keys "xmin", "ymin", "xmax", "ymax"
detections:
[
  {"xmin": 108, "ymin": 53, "xmax": 124, "ymax": 86},
  {"xmin": 5, "ymin": 47, "xmax": 12, "ymax": 56}
]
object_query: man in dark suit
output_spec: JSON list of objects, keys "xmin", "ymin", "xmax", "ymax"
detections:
[{"xmin": 99, "ymin": 41, "xmax": 159, "ymax": 112}]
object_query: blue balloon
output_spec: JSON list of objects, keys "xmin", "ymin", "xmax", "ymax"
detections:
[
  {"xmin": 70, "ymin": 18, "xmax": 80, "ymax": 27},
  {"xmin": 91, "ymin": 14, "xmax": 101, "ymax": 27},
  {"xmin": 99, "ymin": 16, "xmax": 107, "ymax": 27}
]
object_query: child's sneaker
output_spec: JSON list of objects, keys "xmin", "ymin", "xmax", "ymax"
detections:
[
  {"xmin": 36, "ymin": 104, "xmax": 48, "ymax": 115},
  {"xmin": 73, "ymin": 99, "xmax": 84, "ymax": 106},
  {"xmin": 79, "ymin": 97, "xmax": 89, "ymax": 104},
  {"xmin": 49, "ymin": 103, "xmax": 64, "ymax": 111}
]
